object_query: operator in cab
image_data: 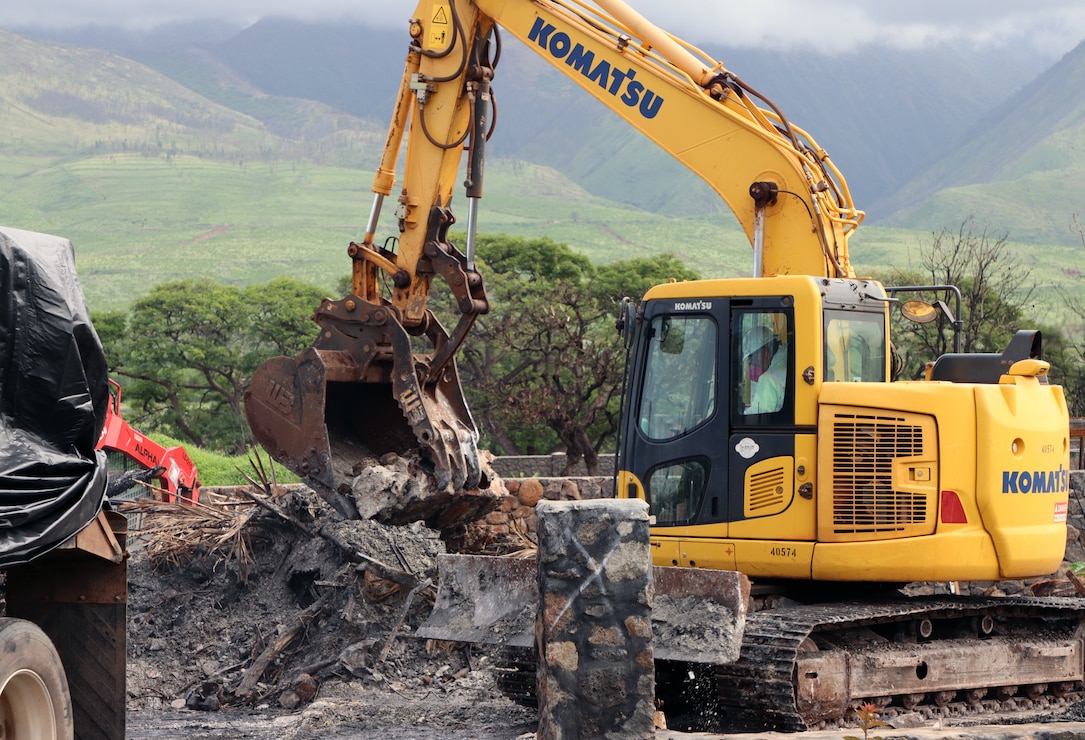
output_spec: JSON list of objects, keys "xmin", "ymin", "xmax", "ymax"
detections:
[{"xmin": 743, "ymin": 325, "xmax": 786, "ymax": 414}]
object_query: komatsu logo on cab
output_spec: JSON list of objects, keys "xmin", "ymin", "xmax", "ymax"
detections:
[
  {"xmin": 527, "ymin": 17, "xmax": 664, "ymax": 119},
  {"xmin": 1002, "ymin": 465, "xmax": 1070, "ymax": 494},
  {"xmin": 674, "ymin": 300, "xmax": 712, "ymax": 311}
]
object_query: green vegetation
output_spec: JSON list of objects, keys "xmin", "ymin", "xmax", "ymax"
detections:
[
  {"xmin": 3, "ymin": 23, "xmax": 1083, "ymax": 438},
  {"xmin": 460, "ymin": 237, "xmax": 701, "ymax": 469},
  {"xmin": 97, "ymin": 276, "xmax": 329, "ymax": 454},
  {"xmin": 148, "ymin": 435, "xmax": 299, "ymax": 487},
  {"xmin": 1, "ymin": 28, "xmax": 1079, "ymax": 326},
  {"xmin": 878, "ymin": 44, "xmax": 1085, "ymax": 246},
  {"xmin": 4, "ymin": 148, "xmax": 1076, "ymax": 327}
]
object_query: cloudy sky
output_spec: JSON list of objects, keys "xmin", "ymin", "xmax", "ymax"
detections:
[{"xmin": 5, "ymin": 0, "xmax": 1085, "ymax": 56}]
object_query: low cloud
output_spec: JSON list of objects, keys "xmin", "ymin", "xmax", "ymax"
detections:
[{"xmin": 5, "ymin": 0, "xmax": 1085, "ymax": 56}]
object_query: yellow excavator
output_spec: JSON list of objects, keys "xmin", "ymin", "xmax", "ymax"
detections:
[{"xmin": 245, "ymin": 0, "xmax": 1078, "ymax": 730}]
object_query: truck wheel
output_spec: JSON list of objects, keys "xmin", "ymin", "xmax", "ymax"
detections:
[{"xmin": 0, "ymin": 618, "xmax": 74, "ymax": 740}]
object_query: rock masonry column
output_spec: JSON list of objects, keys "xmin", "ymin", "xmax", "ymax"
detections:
[{"xmin": 535, "ymin": 498, "xmax": 655, "ymax": 739}]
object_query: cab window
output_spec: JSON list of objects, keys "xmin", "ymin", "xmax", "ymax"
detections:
[
  {"xmin": 647, "ymin": 458, "xmax": 708, "ymax": 526},
  {"xmin": 637, "ymin": 315, "xmax": 716, "ymax": 441},
  {"xmin": 824, "ymin": 311, "xmax": 886, "ymax": 382},
  {"xmin": 734, "ymin": 311, "xmax": 790, "ymax": 418}
]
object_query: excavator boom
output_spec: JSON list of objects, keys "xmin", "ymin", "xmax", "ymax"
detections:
[{"xmin": 244, "ymin": 0, "xmax": 863, "ymax": 523}]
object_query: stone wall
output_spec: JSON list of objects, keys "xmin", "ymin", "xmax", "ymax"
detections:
[
  {"xmin": 1065, "ymin": 471, "xmax": 1085, "ymax": 565},
  {"xmin": 470, "ymin": 476, "xmax": 614, "ymax": 548},
  {"xmin": 535, "ymin": 499, "xmax": 655, "ymax": 739},
  {"xmin": 490, "ymin": 454, "xmax": 616, "ymax": 479}
]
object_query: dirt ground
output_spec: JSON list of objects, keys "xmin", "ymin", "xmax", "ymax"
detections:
[
  {"xmin": 123, "ymin": 482, "xmax": 537, "ymax": 739},
  {"xmin": 121, "ymin": 484, "xmax": 1085, "ymax": 740}
]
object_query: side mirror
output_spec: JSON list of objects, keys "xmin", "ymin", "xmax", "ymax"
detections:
[
  {"xmin": 616, "ymin": 297, "xmax": 637, "ymax": 348},
  {"xmin": 900, "ymin": 298, "xmax": 956, "ymax": 326}
]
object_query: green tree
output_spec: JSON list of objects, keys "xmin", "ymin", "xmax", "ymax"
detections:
[
  {"xmin": 97, "ymin": 276, "xmax": 328, "ymax": 453},
  {"xmin": 459, "ymin": 234, "xmax": 699, "ymax": 473}
]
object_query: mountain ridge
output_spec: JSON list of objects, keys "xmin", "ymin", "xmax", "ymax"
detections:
[
  {"xmin": 1, "ymin": 18, "xmax": 1083, "ymax": 317},
  {"xmin": 13, "ymin": 18, "xmax": 1060, "ymax": 218}
]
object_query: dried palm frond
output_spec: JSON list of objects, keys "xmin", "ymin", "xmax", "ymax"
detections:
[
  {"xmin": 506, "ymin": 516, "xmax": 538, "ymax": 558},
  {"xmin": 119, "ymin": 491, "xmax": 258, "ymax": 581}
]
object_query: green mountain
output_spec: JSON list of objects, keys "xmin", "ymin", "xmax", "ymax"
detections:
[
  {"xmin": 877, "ymin": 41, "xmax": 1085, "ymax": 246},
  {"xmin": 0, "ymin": 22, "xmax": 1080, "ymax": 320},
  {"xmin": 0, "ymin": 29, "xmax": 753, "ymax": 311},
  {"xmin": 184, "ymin": 20, "xmax": 1047, "ymax": 211},
  {"xmin": 38, "ymin": 19, "xmax": 1047, "ymax": 211}
]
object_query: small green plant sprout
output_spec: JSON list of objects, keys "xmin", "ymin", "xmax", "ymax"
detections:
[{"xmin": 844, "ymin": 702, "xmax": 888, "ymax": 740}]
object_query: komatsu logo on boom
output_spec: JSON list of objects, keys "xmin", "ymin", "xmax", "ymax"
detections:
[
  {"xmin": 1002, "ymin": 465, "xmax": 1070, "ymax": 494},
  {"xmin": 527, "ymin": 17, "xmax": 664, "ymax": 119}
]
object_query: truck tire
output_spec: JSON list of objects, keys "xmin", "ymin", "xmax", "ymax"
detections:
[{"xmin": 0, "ymin": 618, "xmax": 74, "ymax": 740}]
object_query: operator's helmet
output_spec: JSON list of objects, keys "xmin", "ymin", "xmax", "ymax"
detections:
[{"xmin": 742, "ymin": 325, "xmax": 775, "ymax": 358}]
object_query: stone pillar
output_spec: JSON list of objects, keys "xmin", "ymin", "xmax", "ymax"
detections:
[{"xmin": 535, "ymin": 499, "xmax": 655, "ymax": 739}]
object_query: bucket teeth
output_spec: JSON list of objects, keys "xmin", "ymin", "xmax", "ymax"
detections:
[{"xmin": 244, "ymin": 300, "xmax": 484, "ymax": 524}]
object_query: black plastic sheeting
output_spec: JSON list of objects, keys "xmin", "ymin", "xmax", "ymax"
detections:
[{"xmin": 0, "ymin": 226, "xmax": 109, "ymax": 568}]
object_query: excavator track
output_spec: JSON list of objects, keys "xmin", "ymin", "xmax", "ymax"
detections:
[
  {"xmin": 715, "ymin": 595, "xmax": 1085, "ymax": 732},
  {"xmin": 490, "ymin": 594, "xmax": 1085, "ymax": 732}
]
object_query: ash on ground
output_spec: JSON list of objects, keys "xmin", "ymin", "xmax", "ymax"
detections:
[{"xmin": 124, "ymin": 482, "xmax": 535, "ymax": 739}]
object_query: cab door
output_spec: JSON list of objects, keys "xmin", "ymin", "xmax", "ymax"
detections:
[
  {"xmin": 619, "ymin": 298, "xmax": 732, "ymax": 533},
  {"xmin": 726, "ymin": 301, "xmax": 797, "ymax": 526}
]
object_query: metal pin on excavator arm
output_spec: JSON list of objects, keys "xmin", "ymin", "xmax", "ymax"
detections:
[{"xmin": 245, "ymin": 5, "xmax": 495, "ymax": 523}]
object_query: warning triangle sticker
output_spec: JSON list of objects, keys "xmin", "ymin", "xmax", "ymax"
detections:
[{"xmin": 432, "ymin": 6, "xmax": 449, "ymax": 24}]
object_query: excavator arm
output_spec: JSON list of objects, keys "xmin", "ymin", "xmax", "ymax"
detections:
[
  {"xmin": 245, "ymin": 0, "xmax": 863, "ymax": 522},
  {"xmin": 474, "ymin": 0, "xmax": 861, "ymax": 277}
]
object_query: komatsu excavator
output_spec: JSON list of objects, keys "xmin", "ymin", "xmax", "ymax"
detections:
[{"xmin": 244, "ymin": 0, "xmax": 1079, "ymax": 730}]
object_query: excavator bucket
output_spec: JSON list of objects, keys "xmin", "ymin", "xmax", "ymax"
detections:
[
  {"xmin": 418, "ymin": 554, "xmax": 749, "ymax": 664},
  {"xmin": 244, "ymin": 296, "xmax": 496, "ymax": 526}
]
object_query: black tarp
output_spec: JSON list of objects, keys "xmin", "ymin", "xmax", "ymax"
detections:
[{"xmin": 0, "ymin": 226, "xmax": 109, "ymax": 567}]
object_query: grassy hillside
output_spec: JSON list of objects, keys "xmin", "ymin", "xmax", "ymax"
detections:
[
  {"xmin": 0, "ymin": 27, "xmax": 1078, "ymax": 330},
  {"xmin": 0, "ymin": 30, "xmax": 267, "ymax": 156},
  {"xmin": 0, "ymin": 29, "xmax": 383, "ymax": 167},
  {"xmin": 5, "ymin": 152, "xmax": 754, "ymax": 311},
  {"xmin": 878, "ymin": 41, "xmax": 1085, "ymax": 245}
]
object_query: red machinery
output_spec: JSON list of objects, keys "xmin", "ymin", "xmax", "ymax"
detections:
[{"xmin": 97, "ymin": 379, "xmax": 201, "ymax": 504}]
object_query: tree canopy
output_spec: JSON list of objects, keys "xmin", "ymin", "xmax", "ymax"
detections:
[
  {"xmin": 885, "ymin": 219, "xmax": 1033, "ymax": 380},
  {"xmin": 458, "ymin": 234, "xmax": 700, "ymax": 473},
  {"xmin": 96, "ymin": 276, "xmax": 327, "ymax": 453},
  {"xmin": 93, "ymin": 223, "xmax": 1080, "ymax": 466}
]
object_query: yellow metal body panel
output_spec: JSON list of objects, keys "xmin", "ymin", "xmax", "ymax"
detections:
[
  {"xmin": 733, "ymin": 540, "xmax": 814, "ymax": 579},
  {"xmin": 816, "ymin": 379, "xmax": 1068, "ymax": 581},
  {"xmin": 816, "ymin": 404, "xmax": 939, "ymax": 543},
  {"xmin": 975, "ymin": 373, "xmax": 1070, "ymax": 577},
  {"xmin": 811, "ymin": 529, "xmax": 1002, "ymax": 582},
  {"xmin": 634, "ymin": 372, "xmax": 1069, "ymax": 583},
  {"xmin": 741, "ymin": 456, "xmax": 794, "ymax": 519},
  {"xmin": 728, "ymin": 436, "xmax": 816, "ymax": 542},
  {"xmin": 651, "ymin": 536, "xmax": 814, "ymax": 579},
  {"xmin": 650, "ymin": 536, "xmax": 684, "ymax": 568}
]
